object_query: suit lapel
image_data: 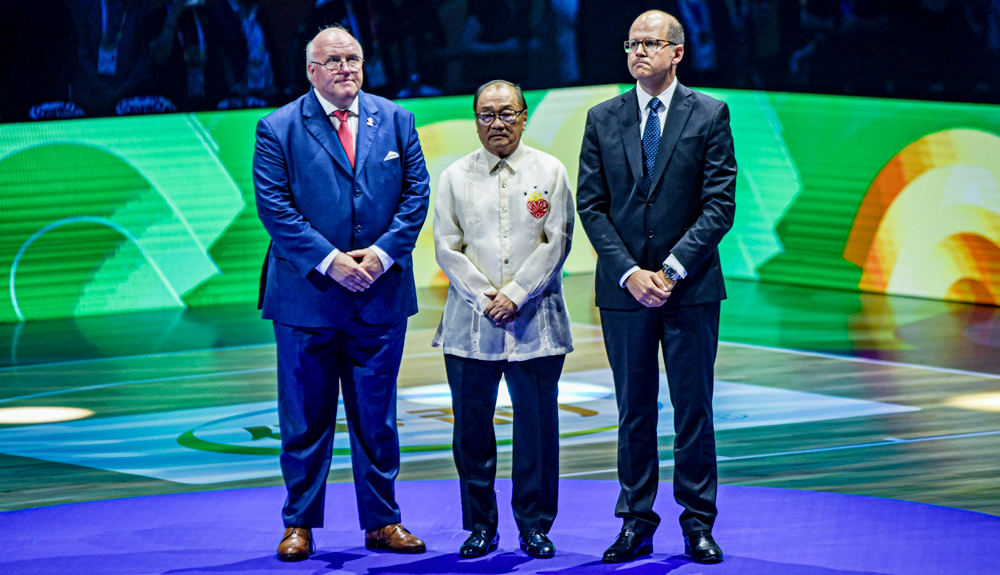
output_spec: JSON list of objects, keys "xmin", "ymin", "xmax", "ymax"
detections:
[
  {"xmin": 648, "ymin": 83, "xmax": 694, "ymax": 194},
  {"xmin": 354, "ymin": 91, "xmax": 380, "ymax": 174},
  {"xmin": 616, "ymin": 89, "xmax": 644, "ymax": 189},
  {"xmin": 302, "ymin": 91, "xmax": 353, "ymax": 176}
]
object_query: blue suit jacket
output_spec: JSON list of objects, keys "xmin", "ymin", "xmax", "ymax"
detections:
[
  {"xmin": 577, "ymin": 83, "xmax": 737, "ymax": 310},
  {"xmin": 254, "ymin": 89, "xmax": 430, "ymax": 328}
]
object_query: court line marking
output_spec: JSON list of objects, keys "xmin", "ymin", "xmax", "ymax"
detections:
[
  {"xmin": 0, "ymin": 343, "xmax": 277, "ymax": 372},
  {"xmin": 0, "ymin": 368, "xmax": 277, "ymax": 404},
  {"xmin": 0, "ymin": 325, "xmax": 459, "ymax": 373},
  {"xmin": 570, "ymin": 321, "xmax": 1000, "ymax": 382},
  {"xmin": 559, "ymin": 428, "xmax": 1000, "ymax": 477},
  {"xmin": 0, "ymin": 337, "xmax": 610, "ymax": 404},
  {"xmin": 0, "ymin": 325, "xmax": 602, "ymax": 373},
  {"xmin": 3, "ymin": 321, "xmax": 997, "ymax": 404},
  {"xmin": 718, "ymin": 340, "xmax": 1000, "ymax": 381}
]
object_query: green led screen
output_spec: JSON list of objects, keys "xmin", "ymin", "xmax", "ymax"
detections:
[{"xmin": 2, "ymin": 86, "xmax": 1000, "ymax": 322}]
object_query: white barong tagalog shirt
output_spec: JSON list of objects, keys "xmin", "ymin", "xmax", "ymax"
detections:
[{"xmin": 432, "ymin": 143, "xmax": 574, "ymax": 361}]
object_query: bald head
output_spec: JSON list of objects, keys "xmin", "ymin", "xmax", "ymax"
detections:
[
  {"xmin": 628, "ymin": 10, "xmax": 685, "ymax": 95},
  {"xmin": 306, "ymin": 26, "xmax": 364, "ymax": 109},
  {"xmin": 306, "ymin": 26, "xmax": 363, "ymax": 65},
  {"xmin": 633, "ymin": 10, "xmax": 684, "ymax": 46}
]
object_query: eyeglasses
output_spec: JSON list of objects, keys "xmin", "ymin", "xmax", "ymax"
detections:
[
  {"xmin": 310, "ymin": 56, "xmax": 364, "ymax": 72},
  {"xmin": 476, "ymin": 109, "xmax": 525, "ymax": 126},
  {"xmin": 623, "ymin": 38, "xmax": 677, "ymax": 53}
]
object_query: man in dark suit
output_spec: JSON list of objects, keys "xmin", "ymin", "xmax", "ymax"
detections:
[
  {"xmin": 254, "ymin": 25, "xmax": 430, "ymax": 561},
  {"xmin": 576, "ymin": 10, "xmax": 737, "ymax": 565}
]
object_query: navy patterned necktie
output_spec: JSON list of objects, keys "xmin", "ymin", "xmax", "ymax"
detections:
[{"xmin": 642, "ymin": 97, "xmax": 662, "ymax": 191}]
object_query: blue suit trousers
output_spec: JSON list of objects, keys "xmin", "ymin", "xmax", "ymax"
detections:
[{"xmin": 274, "ymin": 315, "xmax": 406, "ymax": 530}]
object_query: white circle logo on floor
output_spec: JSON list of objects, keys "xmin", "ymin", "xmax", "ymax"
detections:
[{"xmin": 178, "ymin": 379, "xmax": 618, "ymax": 457}]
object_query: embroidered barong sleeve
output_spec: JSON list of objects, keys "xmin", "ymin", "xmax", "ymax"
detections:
[{"xmin": 433, "ymin": 166, "xmax": 496, "ymax": 314}]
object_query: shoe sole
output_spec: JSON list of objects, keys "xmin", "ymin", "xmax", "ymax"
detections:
[
  {"xmin": 519, "ymin": 544, "xmax": 555, "ymax": 559},
  {"xmin": 276, "ymin": 551, "xmax": 311, "ymax": 562},
  {"xmin": 365, "ymin": 540, "xmax": 426, "ymax": 553}
]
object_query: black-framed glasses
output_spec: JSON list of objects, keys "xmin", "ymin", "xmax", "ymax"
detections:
[
  {"xmin": 623, "ymin": 38, "xmax": 677, "ymax": 53},
  {"xmin": 310, "ymin": 56, "xmax": 364, "ymax": 72},
  {"xmin": 475, "ymin": 109, "xmax": 526, "ymax": 126}
]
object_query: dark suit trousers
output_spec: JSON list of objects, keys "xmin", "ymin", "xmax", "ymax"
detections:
[
  {"xmin": 600, "ymin": 302, "xmax": 720, "ymax": 536},
  {"xmin": 273, "ymin": 315, "xmax": 406, "ymax": 530},
  {"xmin": 444, "ymin": 353, "xmax": 564, "ymax": 534}
]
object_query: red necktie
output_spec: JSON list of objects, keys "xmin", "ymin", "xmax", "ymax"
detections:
[{"xmin": 332, "ymin": 110, "xmax": 355, "ymax": 169}]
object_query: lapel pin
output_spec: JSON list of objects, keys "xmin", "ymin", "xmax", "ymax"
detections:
[{"xmin": 366, "ymin": 117, "xmax": 374, "ymax": 127}]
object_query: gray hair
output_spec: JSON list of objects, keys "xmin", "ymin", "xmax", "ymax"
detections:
[
  {"xmin": 305, "ymin": 25, "xmax": 364, "ymax": 81},
  {"xmin": 472, "ymin": 80, "xmax": 527, "ymax": 112}
]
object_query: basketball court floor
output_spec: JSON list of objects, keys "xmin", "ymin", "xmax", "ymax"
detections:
[{"xmin": 1, "ymin": 275, "xmax": 998, "ymax": 574}]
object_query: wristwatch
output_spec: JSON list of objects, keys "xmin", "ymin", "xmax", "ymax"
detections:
[{"xmin": 662, "ymin": 263, "xmax": 682, "ymax": 282}]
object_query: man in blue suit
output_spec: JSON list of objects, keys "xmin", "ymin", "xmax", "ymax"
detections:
[{"xmin": 253, "ymin": 25, "xmax": 430, "ymax": 561}]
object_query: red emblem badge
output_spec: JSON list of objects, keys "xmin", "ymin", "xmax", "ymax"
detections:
[{"xmin": 526, "ymin": 191, "xmax": 549, "ymax": 219}]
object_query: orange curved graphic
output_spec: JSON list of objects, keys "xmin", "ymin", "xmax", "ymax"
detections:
[{"xmin": 844, "ymin": 129, "xmax": 1000, "ymax": 305}]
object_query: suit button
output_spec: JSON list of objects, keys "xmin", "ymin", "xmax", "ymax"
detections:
[
  {"xmin": 648, "ymin": 202, "xmax": 653, "ymax": 207},
  {"xmin": 356, "ymin": 225, "xmax": 362, "ymax": 233},
  {"xmin": 354, "ymin": 190, "xmax": 361, "ymax": 197},
  {"xmin": 648, "ymin": 231, "xmax": 655, "ymax": 238}
]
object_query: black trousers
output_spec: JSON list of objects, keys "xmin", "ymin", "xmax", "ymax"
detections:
[
  {"xmin": 444, "ymin": 353, "xmax": 565, "ymax": 534},
  {"xmin": 600, "ymin": 302, "xmax": 720, "ymax": 537}
]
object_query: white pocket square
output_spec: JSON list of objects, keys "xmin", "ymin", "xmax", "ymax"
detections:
[{"xmin": 383, "ymin": 151, "xmax": 400, "ymax": 161}]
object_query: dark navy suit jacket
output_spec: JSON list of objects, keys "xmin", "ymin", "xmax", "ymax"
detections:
[
  {"xmin": 254, "ymin": 89, "xmax": 430, "ymax": 328},
  {"xmin": 577, "ymin": 83, "xmax": 737, "ymax": 309}
]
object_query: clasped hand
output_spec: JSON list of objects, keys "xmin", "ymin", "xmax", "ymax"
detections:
[
  {"xmin": 484, "ymin": 289, "xmax": 517, "ymax": 325},
  {"xmin": 626, "ymin": 269, "xmax": 676, "ymax": 308},
  {"xmin": 327, "ymin": 249, "xmax": 384, "ymax": 292}
]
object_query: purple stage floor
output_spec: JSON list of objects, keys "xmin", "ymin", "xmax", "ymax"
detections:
[{"xmin": 1, "ymin": 479, "xmax": 996, "ymax": 574}]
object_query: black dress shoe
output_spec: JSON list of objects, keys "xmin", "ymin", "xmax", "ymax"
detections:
[
  {"xmin": 685, "ymin": 530, "xmax": 724, "ymax": 563},
  {"xmin": 459, "ymin": 530, "xmax": 499, "ymax": 558},
  {"xmin": 602, "ymin": 528, "xmax": 652, "ymax": 563},
  {"xmin": 518, "ymin": 530, "xmax": 555, "ymax": 558}
]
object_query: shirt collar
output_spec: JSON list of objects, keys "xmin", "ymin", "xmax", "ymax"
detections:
[
  {"xmin": 636, "ymin": 77, "xmax": 677, "ymax": 113},
  {"xmin": 314, "ymin": 87, "xmax": 359, "ymax": 118},
  {"xmin": 484, "ymin": 142, "xmax": 527, "ymax": 174}
]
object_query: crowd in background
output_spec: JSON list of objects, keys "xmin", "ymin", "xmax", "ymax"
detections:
[{"xmin": 3, "ymin": 0, "xmax": 999, "ymax": 123}]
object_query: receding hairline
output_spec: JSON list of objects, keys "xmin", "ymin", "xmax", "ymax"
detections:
[
  {"xmin": 631, "ymin": 10, "xmax": 685, "ymax": 46},
  {"xmin": 305, "ymin": 25, "xmax": 364, "ymax": 65},
  {"xmin": 472, "ymin": 80, "xmax": 527, "ymax": 113}
]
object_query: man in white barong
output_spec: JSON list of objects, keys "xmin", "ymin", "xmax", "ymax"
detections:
[{"xmin": 432, "ymin": 79, "xmax": 574, "ymax": 560}]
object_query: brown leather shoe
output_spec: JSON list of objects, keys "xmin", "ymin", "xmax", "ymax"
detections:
[
  {"xmin": 277, "ymin": 527, "xmax": 314, "ymax": 561},
  {"xmin": 365, "ymin": 523, "xmax": 426, "ymax": 553}
]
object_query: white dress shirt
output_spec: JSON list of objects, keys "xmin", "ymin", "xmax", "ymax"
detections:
[
  {"xmin": 311, "ymin": 88, "xmax": 393, "ymax": 275},
  {"xmin": 432, "ymin": 143, "xmax": 574, "ymax": 361},
  {"xmin": 619, "ymin": 78, "xmax": 688, "ymax": 287}
]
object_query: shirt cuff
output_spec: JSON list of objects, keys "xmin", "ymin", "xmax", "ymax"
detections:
[
  {"xmin": 618, "ymin": 265, "xmax": 641, "ymax": 288},
  {"xmin": 315, "ymin": 248, "xmax": 340, "ymax": 275},
  {"xmin": 475, "ymin": 293, "xmax": 493, "ymax": 314},
  {"xmin": 662, "ymin": 254, "xmax": 688, "ymax": 278},
  {"xmin": 499, "ymin": 281, "xmax": 528, "ymax": 310},
  {"xmin": 370, "ymin": 245, "xmax": 394, "ymax": 272}
]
